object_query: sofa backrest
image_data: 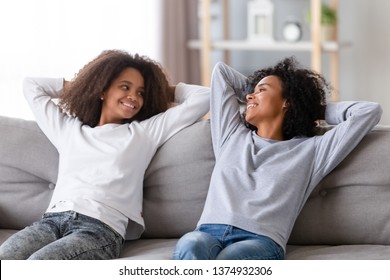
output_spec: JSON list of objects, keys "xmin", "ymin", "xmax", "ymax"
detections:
[
  {"xmin": 141, "ymin": 122, "xmax": 390, "ymax": 245},
  {"xmin": 0, "ymin": 116, "xmax": 58, "ymax": 229},
  {"xmin": 142, "ymin": 120, "xmax": 214, "ymax": 237},
  {"xmin": 289, "ymin": 126, "xmax": 390, "ymax": 245},
  {"xmin": 1, "ymin": 115, "xmax": 390, "ymax": 246},
  {"xmin": 0, "ymin": 115, "xmax": 214, "ymax": 236}
]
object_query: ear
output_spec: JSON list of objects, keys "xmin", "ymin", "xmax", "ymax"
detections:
[{"xmin": 282, "ymin": 100, "xmax": 289, "ymax": 109}]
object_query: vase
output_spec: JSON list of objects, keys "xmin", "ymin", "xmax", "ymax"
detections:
[{"xmin": 321, "ymin": 25, "xmax": 336, "ymax": 41}]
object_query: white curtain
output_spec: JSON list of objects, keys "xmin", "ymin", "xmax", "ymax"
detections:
[{"xmin": 0, "ymin": 0, "xmax": 162, "ymax": 120}]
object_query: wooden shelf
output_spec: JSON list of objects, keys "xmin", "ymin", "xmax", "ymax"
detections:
[
  {"xmin": 193, "ymin": 0, "xmax": 345, "ymax": 101},
  {"xmin": 188, "ymin": 39, "xmax": 351, "ymax": 52}
]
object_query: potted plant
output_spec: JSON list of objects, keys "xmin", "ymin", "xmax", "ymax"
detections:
[
  {"xmin": 321, "ymin": 3, "xmax": 337, "ymax": 41},
  {"xmin": 306, "ymin": 3, "xmax": 337, "ymax": 41}
]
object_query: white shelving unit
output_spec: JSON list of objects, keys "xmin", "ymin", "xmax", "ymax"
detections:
[{"xmin": 188, "ymin": 0, "xmax": 345, "ymax": 101}]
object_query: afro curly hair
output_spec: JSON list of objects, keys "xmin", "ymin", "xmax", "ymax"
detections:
[
  {"xmin": 59, "ymin": 50, "xmax": 172, "ymax": 127},
  {"xmin": 245, "ymin": 56, "xmax": 330, "ymax": 140}
]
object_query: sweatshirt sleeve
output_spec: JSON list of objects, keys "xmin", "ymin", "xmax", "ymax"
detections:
[
  {"xmin": 210, "ymin": 62, "xmax": 248, "ymax": 157},
  {"xmin": 313, "ymin": 101, "xmax": 382, "ymax": 179},
  {"xmin": 23, "ymin": 77, "xmax": 77, "ymax": 149},
  {"xmin": 141, "ymin": 82, "xmax": 210, "ymax": 147}
]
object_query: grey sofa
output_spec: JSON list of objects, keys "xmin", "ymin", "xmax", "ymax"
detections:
[{"xmin": 1, "ymin": 115, "xmax": 390, "ymax": 259}]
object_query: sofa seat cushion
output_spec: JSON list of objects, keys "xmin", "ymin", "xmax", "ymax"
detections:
[
  {"xmin": 286, "ymin": 245, "xmax": 390, "ymax": 260},
  {"xmin": 119, "ymin": 239, "xmax": 178, "ymax": 259}
]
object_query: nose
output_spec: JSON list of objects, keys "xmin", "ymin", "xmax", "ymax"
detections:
[
  {"xmin": 126, "ymin": 90, "xmax": 137, "ymax": 100},
  {"xmin": 246, "ymin": 92, "xmax": 254, "ymax": 101}
]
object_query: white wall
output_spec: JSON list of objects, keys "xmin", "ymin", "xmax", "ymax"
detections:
[
  {"xmin": 208, "ymin": 0, "xmax": 390, "ymax": 124},
  {"xmin": 0, "ymin": 0, "xmax": 161, "ymax": 120},
  {"xmin": 339, "ymin": 0, "xmax": 390, "ymax": 124},
  {"xmin": 3, "ymin": 0, "xmax": 390, "ymax": 123}
]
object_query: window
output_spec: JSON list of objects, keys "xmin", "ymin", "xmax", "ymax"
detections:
[{"xmin": 0, "ymin": 0, "xmax": 161, "ymax": 119}]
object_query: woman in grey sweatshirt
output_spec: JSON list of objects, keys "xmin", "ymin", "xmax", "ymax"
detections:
[{"xmin": 173, "ymin": 57, "xmax": 382, "ymax": 260}]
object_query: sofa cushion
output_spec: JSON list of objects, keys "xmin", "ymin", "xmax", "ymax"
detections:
[
  {"xmin": 0, "ymin": 116, "xmax": 58, "ymax": 229},
  {"xmin": 289, "ymin": 126, "xmax": 390, "ymax": 245},
  {"xmin": 286, "ymin": 244, "xmax": 390, "ymax": 260},
  {"xmin": 142, "ymin": 120, "xmax": 214, "ymax": 238},
  {"xmin": 119, "ymin": 239, "xmax": 178, "ymax": 259}
]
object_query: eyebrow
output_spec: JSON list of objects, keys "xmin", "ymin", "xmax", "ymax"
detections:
[
  {"xmin": 256, "ymin": 82, "xmax": 271, "ymax": 88},
  {"xmin": 119, "ymin": 80, "xmax": 144, "ymax": 89}
]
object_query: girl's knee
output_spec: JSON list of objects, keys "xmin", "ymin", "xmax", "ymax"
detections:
[
  {"xmin": 174, "ymin": 231, "xmax": 203, "ymax": 253},
  {"xmin": 173, "ymin": 231, "xmax": 221, "ymax": 260},
  {"xmin": 217, "ymin": 239, "xmax": 284, "ymax": 260}
]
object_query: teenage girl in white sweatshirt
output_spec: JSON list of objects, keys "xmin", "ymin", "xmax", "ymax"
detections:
[{"xmin": 0, "ymin": 50, "xmax": 209, "ymax": 260}]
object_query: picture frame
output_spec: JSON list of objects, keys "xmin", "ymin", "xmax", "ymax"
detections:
[{"xmin": 247, "ymin": 0, "xmax": 274, "ymax": 41}]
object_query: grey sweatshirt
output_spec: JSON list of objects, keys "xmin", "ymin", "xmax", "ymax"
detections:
[{"xmin": 197, "ymin": 62, "xmax": 382, "ymax": 252}]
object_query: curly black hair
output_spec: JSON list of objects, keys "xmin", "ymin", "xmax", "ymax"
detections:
[
  {"xmin": 245, "ymin": 56, "xmax": 330, "ymax": 140},
  {"xmin": 59, "ymin": 49, "xmax": 172, "ymax": 127}
]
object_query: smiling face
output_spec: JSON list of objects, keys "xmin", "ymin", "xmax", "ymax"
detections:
[
  {"xmin": 245, "ymin": 75, "xmax": 287, "ymax": 129},
  {"xmin": 98, "ymin": 67, "xmax": 145, "ymax": 126}
]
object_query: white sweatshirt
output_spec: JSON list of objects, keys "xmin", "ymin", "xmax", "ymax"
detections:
[{"xmin": 23, "ymin": 78, "xmax": 210, "ymax": 240}]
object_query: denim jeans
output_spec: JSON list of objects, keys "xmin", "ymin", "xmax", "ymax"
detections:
[
  {"xmin": 173, "ymin": 224, "xmax": 284, "ymax": 260},
  {"xmin": 0, "ymin": 211, "xmax": 124, "ymax": 260}
]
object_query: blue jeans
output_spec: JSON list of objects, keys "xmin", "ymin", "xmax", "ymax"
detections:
[
  {"xmin": 173, "ymin": 224, "xmax": 284, "ymax": 260},
  {"xmin": 0, "ymin": 211, "xmax": 124, "ymax": 260}
]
